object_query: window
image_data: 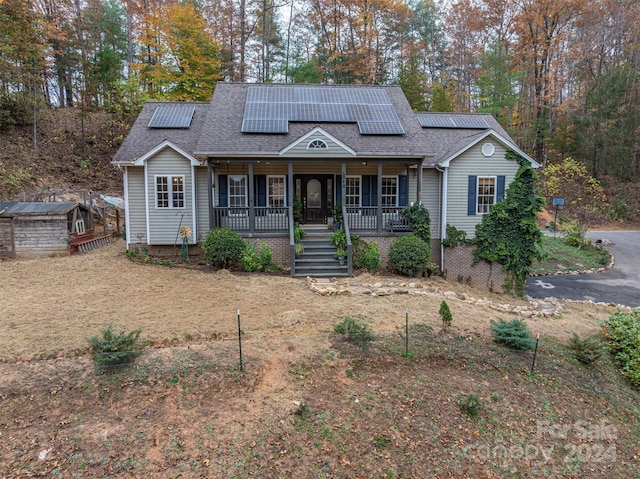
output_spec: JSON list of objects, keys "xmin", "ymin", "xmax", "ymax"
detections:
[
  {"xmin": 477, "ymin": 176, "xmax": 496, "ymax": 214},
  {"xmin": 308, "ymin": 139, "xmax": 328, "ymax": 149},
  {"xmin": 228, "ymin": 176, "xmax": 247, "ymax": 210},
  {"xmin": 268, "ymin": 176, "xmax": 285, "ymax": 209},
  {"xmin": 345, "ymin": 176, "xmax": 361, "ymax": 210},
  {"xmin": 381, "ymin": 176, "xmax": 398, "ymax": 208},
  {"xmin": 75, "ymin": 219, "xmax": 86, "ymax": 235},
  {"xmin": 156, "ymin": 175, "xmax": 184, "ymax": 209}
]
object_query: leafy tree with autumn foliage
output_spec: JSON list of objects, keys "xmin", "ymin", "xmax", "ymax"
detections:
[
  {"xmin": 134, "ymin": 2, "xmax": 222, "ymax": 101},
  {"xmin": 538, "ymin": 157, "xmax": 607, "ymax": 216}
]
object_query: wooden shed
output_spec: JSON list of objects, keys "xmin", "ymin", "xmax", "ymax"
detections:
[{"xmin": 0, "ymin": 202, "xmax": 109, "ymax": 257}]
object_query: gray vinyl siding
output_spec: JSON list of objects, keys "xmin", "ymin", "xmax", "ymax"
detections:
[
  {"xmin": 280, "ymin": 132, "xmax": 354, "ymax": 157},
  {"xmin": 445, "ymin": 141, "xmax": 521, "ymax": 238},
  {"xmin": 410, "ymin": 168, "xmax": 441, "ymax": 239},
  {"xmin": 195, "ymin": 167, "xmax": 210, "ymax": 239},
  {"xmin": 146, "ymin": 148, "xmax": 195, "ymax": 245},
  {"xmin": 126, "ymin": 167, "xmax": 147, "ymax": 244}
]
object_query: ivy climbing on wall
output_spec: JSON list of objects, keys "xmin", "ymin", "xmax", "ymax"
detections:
[{"xmin": 473, "ymin": 152, "xmax": 546, "ymax": 297}]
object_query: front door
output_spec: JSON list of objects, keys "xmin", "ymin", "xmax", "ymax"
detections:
[{"xmin": 295, "ymin": 175, "xmax": 334, "ymax": 224}]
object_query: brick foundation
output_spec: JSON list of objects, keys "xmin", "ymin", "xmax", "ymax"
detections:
[{"xmin": 442, "ymin": 244, "xmax": 508, "ymax": 294}]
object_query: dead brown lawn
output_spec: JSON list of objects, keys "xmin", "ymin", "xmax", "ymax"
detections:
[
  {"xmin": 2, "ymin": 240, "xmax": 637, "ymax": 479},
  {"xmin": 0, "ymin": 239, "xmax": 613, "ymax": 362}
]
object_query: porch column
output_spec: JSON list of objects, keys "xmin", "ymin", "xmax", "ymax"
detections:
[
  {"xmin": 288, "ymin": 161, "xmax": 294, "ymax": 210},
  {"xmin": 207, "ymin": 162, "xmax": 214, "ymax": 229},
  {"xmin": 376, "ymin": 161, "xmax": 383, "ymax": 234},
  {"xmin": 341, "ymin": 161, "xmax": 347, "ymax": 212},
  {"xmin": 248, "ymin": 162, "xmax": 255, "ymax": 233},
  {"xmin": 416, "ymin": 158, "xmax": 424, "ymax": 204}
]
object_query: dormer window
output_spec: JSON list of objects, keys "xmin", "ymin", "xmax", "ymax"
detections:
[{"xmin": 307, "ymin": 139, "xmax": 328, "ymax": 149}]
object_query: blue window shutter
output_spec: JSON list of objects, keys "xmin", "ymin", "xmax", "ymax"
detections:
[
  {"xmin": 398, "ymin": 175, "xmax": 408, "ymax": 206},
  {"xmin": 218, "ymin": 175, "xmax": 228, "ymax": 207},
  {"xmin": 370, "ymin": 175, "xmax": 378, "ymax": 207},
  {"xmin": 467, "ymin": 176, "xmax": 477, "ymax": 216},
  {"xmin": 362, "ymin": 175, "xmax": 371, "ymax": 206},
  {"xmin": 496, "ymin": 176, "xmax": 506, "ymax": 202},
  {"xmin": 255, "ymin": 175, "xmax": 267, "ymax": 207}
]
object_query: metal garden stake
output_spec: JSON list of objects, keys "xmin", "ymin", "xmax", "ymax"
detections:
[
  {"xmin": 237, "ymin": 309, "xmax": 243, "ymax": 371},
  {"xmin": 530, "ymin": 333, "xmax": 540, "ymax": 374}
]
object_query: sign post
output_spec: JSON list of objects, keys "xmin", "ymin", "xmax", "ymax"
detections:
[{"xmin": 552, "ymin": 198, "xmax": 564, "ymax": 237}]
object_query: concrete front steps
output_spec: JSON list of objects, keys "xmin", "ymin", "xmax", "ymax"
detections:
[{"xmin": 294, "ymin": 224, "xmax": 349, "ymax": 277}]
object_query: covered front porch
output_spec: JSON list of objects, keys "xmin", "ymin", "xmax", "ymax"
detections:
[{"xmin": 207, "ymin": 158, "xmax": 426, "ymax": 275}]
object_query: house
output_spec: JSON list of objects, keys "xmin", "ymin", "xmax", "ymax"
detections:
[
  {"xmin": 112, "ymin": 82, "xmax": 537, "ymax": 280},
  {"xmin": 0, "ymin": 201, "xmax": 110, "ymax": 257}
]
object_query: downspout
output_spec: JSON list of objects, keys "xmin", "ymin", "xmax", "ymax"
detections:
[
  {"xmin": 436, "ymin": 165, "xmax": 447, "ymax": 273},
  {"xmin": 123, "ymin": 166, "xmax": 131, "ymax": 249}
]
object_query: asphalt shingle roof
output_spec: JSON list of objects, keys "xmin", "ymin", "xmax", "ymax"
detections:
[
  {"xmin": 112, "ymin": 83, "xmax": 530, "ymax": 167},
  {"xmin": 112, "ymin": 102, "xmax": 210, "ymax": 165},
  {"xmin": 194, "ymin": 83, "xmax": 432, "ymax": 159}
]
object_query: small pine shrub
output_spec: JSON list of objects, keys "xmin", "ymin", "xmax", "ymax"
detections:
[
  {"xmin": 458, "ymin": 393, "xmax": 483, "ymax": 420},
  {"xmin": 388, "ymin": 234, "xmax": 431, "ymax": 277},
  {"xmin": 202, "ymin": 228, "xmax": 245, "ymax": 268},
  {"xmin": 568, "ymin": 333, "xmax": 602, "ymax": 366},
  {"xmin": 439, "ymin": 300, "xmax": 452, "ymax": 329},
  {"xmin": 490, "ymin": 318, "xmax": 535, "ymax": 350},
  {"xmin": 333, "ymin": 316, "xmax": 375, "ymax": 345},
  {"xmin": 88, "ymin": 323, "xmax": 143, "ymax": 372}
]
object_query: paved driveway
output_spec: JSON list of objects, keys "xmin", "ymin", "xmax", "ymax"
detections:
[{"xmin": 525, "ymin": 231, "xmax": 640, "ymax": 308}]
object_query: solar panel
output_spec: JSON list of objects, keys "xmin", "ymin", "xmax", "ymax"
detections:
[
  {"xmin": 417, "ymin": 115, "xmax": 456, "ymax": 128},
  {"xmin": 452, "ymin": 117, "xmax": 490, "ymax": 128},
  {"xmin": 358, "ymin": 121, "xmax": 405, "ymax": 135},
  {"xmin": 417, "ymin": 114, "xmax": 489, "ymax": 129},
  {"xmin": 241, "ymin": 86, "xmax": 404, "ymax": 135},
  {"xmin": 148, "ymin": 105, "xmax": 195, "ymax": 128},
  {"xmin": 241, "ymin": 119, "xmax": 288, "ymax": 134}
]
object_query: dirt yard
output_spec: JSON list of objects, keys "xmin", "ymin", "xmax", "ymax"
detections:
[
  {"xmin": 1, "ymin": 240, "xmax": 636, "ymax": 478},
  {"xmin": 0, "ymin": 239, "xmax": 612, "ymax": 362}
]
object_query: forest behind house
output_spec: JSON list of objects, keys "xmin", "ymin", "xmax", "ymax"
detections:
[{"xmin": 1, "ymin": 0, "xmax": 639, "ymax": 222}]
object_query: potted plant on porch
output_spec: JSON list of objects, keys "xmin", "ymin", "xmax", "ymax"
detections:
[{"xmin": 331, "ymin": 204, "xmax": 343, "ymax": 231}]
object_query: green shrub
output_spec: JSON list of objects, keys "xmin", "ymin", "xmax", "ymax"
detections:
[
  {"xmin": 202, "ymin": 228, "xmax": 245, "ymax": 268},
  {"xmin": 330, "ymin": 228, "xmax": 348, "ymax": 251},
  {"xmin": 88, "ymin": 323, "xmax": 143, "ymax": 372},
  {"xmin": 439, "ymin": 300, "xmax": 452, "ymax": 329},
  {"xmin": 388, "ymin": 234, "xmax": 431, "ymax": 277},
  {"xmin": 602, "ymin": 309, "xmax": 640, "ymax": 386},
  {"xmin": 241, "ymin": 241, "xmax": 273, "ymax": 272},
  {"xmin": 442, "ymin": 224, "xmax": 468, "ymax": 247},
  {"xmin": 401, "ymin": 203, "xmax": 431, "ymax": 243},
  {"xmin": 354, "ymin": 240, "xmax": 380, "ymax": 272},
  {"xmin": 568, "ymin": 333, "xmax": 602, "ymax": 366},
  {"xmin": 458, "ymin": 393, "xmax": 483, "ymax": 420},
  {"xmin": 563, "ymin": 220, "xmax": 591, "ymax": 249},
  {"xmin": 490, "ymin": 318, "xmax": 535, "ymax": 350},
  {"xmin": 333, "ymin": 316, "xmax": 375, "ymax": 345}
]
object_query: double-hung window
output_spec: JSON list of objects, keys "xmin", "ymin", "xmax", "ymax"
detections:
[
  {"xmin": 345, "ymin": 176, "xmax": 361, "ymax": 212},
  {"xmin": 267, "ymin": 176, "xmax": 285, "ymax": 211},
  {"xmin": 156, "ymin": 175, "xmax": 185, "ymax": 209},
  {"xmin": 381, "ymin": 176, "xmax": 398, "ymax": 209},
  {"xmin": 476, "ymin": 176, "xmax": 496, "ymax": 214},
  {"xmin": 228, "ymin": 176, "xmax": 247, "ymax": 213}
]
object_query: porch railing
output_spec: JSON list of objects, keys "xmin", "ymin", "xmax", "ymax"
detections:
[
  {"xmin": 212, "ymin": 207, "xmax": 289, "ymax": 232},
  {"xmin": 345, "ymin": 206, "xmax": 409, "ymax": 232},
  {"xmin": 211, "ymin": 205, "xmax": 410, "ymax": 234}
]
